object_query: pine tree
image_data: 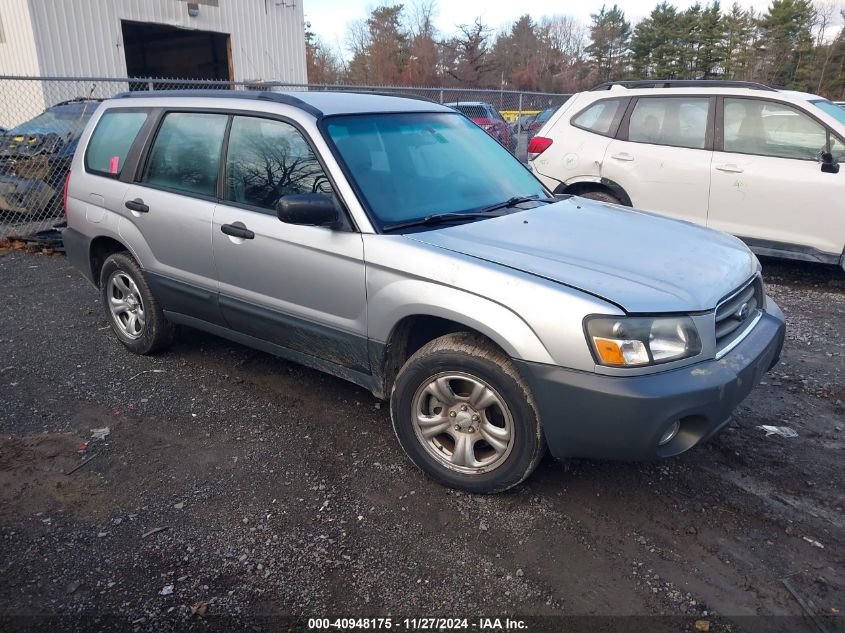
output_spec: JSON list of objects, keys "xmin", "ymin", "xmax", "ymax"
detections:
[
  {"xmin": 630, "ymin": 2, "xmax": 685, "ymax": 79},
  {"xmin": 586, "ymin": 5, "xmax": 631, "ymax": 81},
  {"xmin": 721, "ymin": 3, "xmax": 756, "ymax": 80},
  {"xmin": 696, "ymin": 2, "xmax": 725, "ymax": 78},
  {"xmin": 756, "ymin": 0, "xmax": 815, "ymax": 88}
]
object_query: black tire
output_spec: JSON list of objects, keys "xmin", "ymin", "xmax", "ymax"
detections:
[
  {"xmin": 390, "ymin": 332, "xmax": 545, "ymax": 494},
  {"xmin": 579, "ymin": 190, "xmax": 623, "ymax": 205},
  {"xmin": 99, "ymin": 252, "xmax": 174, "ymax": 355}
]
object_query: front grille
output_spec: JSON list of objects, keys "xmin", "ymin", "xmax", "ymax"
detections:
[{"xmin": 715, "ymin": 276, "xmax": 764, "ymax": 356}]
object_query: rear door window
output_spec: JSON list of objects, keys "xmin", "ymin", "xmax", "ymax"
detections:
[
  {"xmin": 84, "ymin": 110, "xmax": 148, "ymax": 177},
  {"xmin": 628, "ymin": 97, "xmax": 709, "ymax": 149},
  {"xmin": 142, "ymin": 112, "xmax": 228, "ymax": 197}
]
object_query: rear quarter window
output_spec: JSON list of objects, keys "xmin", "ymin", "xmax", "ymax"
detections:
[
  {"xmin": 85, "ymin": 110, "xmax": 148, "ymax": 177},
  {"xmin": 571, "ymin": 98, "xmax": 627, "ymax": 137}
]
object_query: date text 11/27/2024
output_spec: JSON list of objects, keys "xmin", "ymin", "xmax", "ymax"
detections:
[{"xmin": 307, "ymin": 618, "xmax": 528, "ymax": 630}]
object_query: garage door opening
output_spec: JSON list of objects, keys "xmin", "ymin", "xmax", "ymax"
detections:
[{"xmin": 122, "ymin": 20, "xmax": 232, "ymax": 85}]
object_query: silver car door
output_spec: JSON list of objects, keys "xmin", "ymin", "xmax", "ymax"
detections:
[{"xmin": 211, "ymin": 114, "xmax": 368, "ymax": 372}]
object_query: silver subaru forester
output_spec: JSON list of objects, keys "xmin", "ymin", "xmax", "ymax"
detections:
[{"xmin": 63, "ymin": 90, "xmax": 785, "ymax": 493}]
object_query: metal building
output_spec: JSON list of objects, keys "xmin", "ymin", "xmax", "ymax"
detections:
[{"xmin": 0, "ymin": 0, "xmax": 307, "ymax": 123}]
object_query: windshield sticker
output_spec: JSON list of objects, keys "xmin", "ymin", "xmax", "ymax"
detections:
[
  {"xmin": 425, "ymin": 127, "xmax": 448, "ymax": 143},
  {"xmin": 109, "ymin": 156, "xmax": 120, "ymax": 174}
]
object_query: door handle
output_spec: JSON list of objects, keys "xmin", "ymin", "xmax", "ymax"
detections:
[
  {"xmin": 610, "ymin": 152, "xmax": 634, "ymax": 161},
  {"xmin": 221, "ymin": 222, "xmax": 255, "ymax": 240},
  {"xmin": 715, "ymin": 164, "xmax": 744, "ymax": 173},
  {"xmin": 125, "ymin": 198, "xmax": 149, "ymax": 213}
]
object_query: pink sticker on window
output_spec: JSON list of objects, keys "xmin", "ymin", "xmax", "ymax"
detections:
[{"xmin": 109, "ymin": 156, "xmax": 120, "ymax": 174}]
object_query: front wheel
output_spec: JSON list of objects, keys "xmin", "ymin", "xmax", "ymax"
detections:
[
  {"xmin": 579, "ymin": 190, "xmax": 622, "ymax": 205},
  {"xmin": 390, "ymin": 333, "xmax": 545, "ymax": 493}
]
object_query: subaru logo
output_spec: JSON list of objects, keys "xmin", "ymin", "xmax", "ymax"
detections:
[{"xmin": 735, "ymin": 302, "xmax": 750, "ymax": 322}]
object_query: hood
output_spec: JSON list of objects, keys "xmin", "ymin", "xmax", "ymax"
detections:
[{"xmin": 406, "ymin": 198, "xmax": 757, "ymax": 313}]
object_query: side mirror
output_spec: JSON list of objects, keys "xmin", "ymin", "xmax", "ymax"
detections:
[
  {"xmin": 818, "ymin": 150, "xmax": 840, "ymax": 174},
  {"xmin": 276, "ymin": 193, "xmax": 340, "ymax": 227}
]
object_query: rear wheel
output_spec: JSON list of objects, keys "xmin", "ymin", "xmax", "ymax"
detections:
[
  {"xmin": 100, "ymin": 252, "xmax": 174, "ymax": 355},
  {"xmin": 390, "ymin": 333, "xmax": 545, "ymax": 493}
]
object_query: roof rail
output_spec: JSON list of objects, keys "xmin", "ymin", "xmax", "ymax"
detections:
[
  {"xmin": 112, "ymin": 89, "xmax": 324, "ymax": 117},
  {"xmin": 590, "ymin": 80, "xmax": 776, "ymax": 92}
]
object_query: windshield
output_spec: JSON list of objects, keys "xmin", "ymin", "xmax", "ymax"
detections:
[
  {"xmin": 7, "ymin": 104, "xmax": 95, "ymax": 138},
  {"xmin": 325, "ymin": 112, "xmax": 548, "ymax": 230},
  {"xmin": 811, "ymin": 99, "xmax": 845, "ymax": 126}
]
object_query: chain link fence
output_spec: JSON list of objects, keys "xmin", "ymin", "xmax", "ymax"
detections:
[{"xmin": 0, "ymin": 76, "xmax": 571, "ymax": 240}]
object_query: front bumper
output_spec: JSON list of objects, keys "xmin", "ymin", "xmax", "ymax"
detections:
[{"xmin": 514, "ymin": 301, "xmax": 786, "ymax": 461}]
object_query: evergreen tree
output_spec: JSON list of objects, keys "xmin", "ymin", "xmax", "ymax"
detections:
[
  {"xmin": 756, "ymin": 0, "xmax": 816, "ymax": 87},
  {"xmin": 630, "ymin": 3, "xmax": 684, "ymax": 79},
  {"xmin": 721, "ymin": 3, "xmax": 756, "ymax": 80},
  {"xmin": 696, "ymin": 2, "xmax": 725, "ymax": 78},
  {"xmin": 586, "ymin": 5, "xmax": 631, "ymax": 81}
]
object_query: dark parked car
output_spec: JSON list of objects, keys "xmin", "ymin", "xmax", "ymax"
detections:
[
  {"xmin": 0, "ymin": 98, "xmax": 99, "ymax": 216},
  {"xmin": 445, "ymin": 102, "xmax": 516, "ymax": 152},
  {"xmin": 511, "ymin": 112, "xmax": 538, "ymax": 134},
  {"xmin": 527, "ymin": 107, "xmax": 558, "ymax": 135}
]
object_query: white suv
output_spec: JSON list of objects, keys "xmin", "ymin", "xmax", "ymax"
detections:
[{"xmin": 529, "ymin": 80, "xmax": 845, "ymax": 269}]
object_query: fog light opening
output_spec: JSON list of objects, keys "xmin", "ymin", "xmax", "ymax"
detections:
[{"xmin": 659, "ymin": 420, "xmax": 681, "ymax": 446}]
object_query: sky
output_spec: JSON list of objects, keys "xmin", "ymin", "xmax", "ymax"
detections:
[{"xmin": 303, "ymin": 0, "xmax": 785, "ymax": 56}]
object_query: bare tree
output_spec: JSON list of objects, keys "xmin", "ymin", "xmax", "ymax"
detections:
[{"xmin": 441, "ymin": 19, "xmax": 495, "ymax": 87}]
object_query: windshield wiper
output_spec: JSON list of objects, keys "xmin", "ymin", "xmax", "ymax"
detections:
[
  {"xmin": 382, "ymin": 212, "xmax": 498, "ymax": 233},
  {"xmin": 473, "ymin": 194, "xmax": 552, "ymax": 214},
  {"xmin": 382, "ymin": 195, "xmax": 553, "ymax": 233}
]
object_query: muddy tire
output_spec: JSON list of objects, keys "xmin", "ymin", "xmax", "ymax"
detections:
[
  {"xmin": 390, "ymin": 332, "xmax": 545, "ymax": 494},
  {"xmin": 100, "ymin": 252, "xmax": 174, "ymax": 355},
  {"xmin": 579, "ymin": 190, "xmax": 622, "ymax": 205}
]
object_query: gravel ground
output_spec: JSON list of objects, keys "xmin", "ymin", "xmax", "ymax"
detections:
[{"xmin": 0, "ymin": 250, "xmax": 842, "ymax": 632}]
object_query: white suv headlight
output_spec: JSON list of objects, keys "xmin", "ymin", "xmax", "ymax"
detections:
[{"xmin": 585, "ymin": 316, "xmax": 702, "ymax": 367}]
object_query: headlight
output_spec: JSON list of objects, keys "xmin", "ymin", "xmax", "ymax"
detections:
[{"xmin": 585, "ymin": 316, "xmax": 702, "ymax": 367}]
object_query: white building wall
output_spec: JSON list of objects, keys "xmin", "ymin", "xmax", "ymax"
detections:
[
  {"xmin": 0, "ymin": 0, "xmax": 307, "ymax": 126},
  {"xmin": 27, "ymin": 0, "xmax": 307, "ymax": 82},
  {"xmin": 0, "ymin": 0, "xmax": 46, "ymax": 126}
]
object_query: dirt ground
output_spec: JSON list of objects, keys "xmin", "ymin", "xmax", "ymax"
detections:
[{"xmin": 0, "ymin": 250, "xmax": 842, "ymax": 632}]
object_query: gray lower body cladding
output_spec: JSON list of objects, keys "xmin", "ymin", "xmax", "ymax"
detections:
[
  {"xmin": 62, "ymin": 227, "xmax": 95, "ymax": 284},
  {"xmin": 514, "ymin": 307, "xmax": 786, "ymax": 461}
]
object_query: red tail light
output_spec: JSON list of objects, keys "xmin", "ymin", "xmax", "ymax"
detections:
[
  {"xmin": 528, "ymin": 136, "xmax": 553, "ymax": 161},
  {"xmin": 62, "ymin": 170, "xmax": 71, "ymax": 219}
]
